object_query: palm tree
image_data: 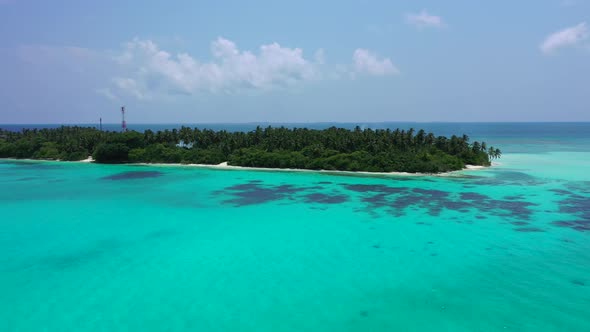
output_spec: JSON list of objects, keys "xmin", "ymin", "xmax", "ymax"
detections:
[
  {"xmin": 488, "ymin": 147, "xmax": 502, "ymax": 160},
  {"xmin": 495, "ymin": 148, "xmax": 502, "ymax": 159},
  {"xmin": 472, "ymin": 141, "xmax": 481, "ymax": 153}
]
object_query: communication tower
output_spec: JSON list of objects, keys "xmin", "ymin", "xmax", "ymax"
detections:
[{"xmin": 121, "ymin": 106, "xmax": 127, "ymax": 132}]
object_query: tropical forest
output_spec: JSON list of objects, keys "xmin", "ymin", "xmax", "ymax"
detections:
[{"xmin": 0, "ymin": 126, "xmax": 501, "ymax": 173}]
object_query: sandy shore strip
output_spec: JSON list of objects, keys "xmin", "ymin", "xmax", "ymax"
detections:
[
  {"xmin": 135, "ymin": 161, "xmax": 490, "ymax": 178},
  {"xmin": 79, "ymin": 156, "xmax": 94, "ymax": 163},
  {"xmin": 1, "ymin": 157, "xmax": 490, "ymax": 178}
]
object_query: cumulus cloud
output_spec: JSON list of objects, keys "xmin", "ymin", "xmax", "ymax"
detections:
[
  {"xmin": 112, "ymin": 78, "xmax": 147, "ymax": 100},
  {"xmin": 540, "ymin": 22, "xmax": 589, "ymax": 54},
  {"xmin": 95, "ymin": 88, "xmax": 119, "ymax": 101},
  {"xmin": 405, "ymin": 10, "xmax": 445, "ymax": 29},
  {"xmin": 314, "ymin": 48, "xmax": 326, "ymax": 64},
  {"xmin": 110, "ymin": 37, "xmax": 318, "ymax": 98},
  {"xmin": 352, "ymin": 49, "xmax": 399, "ymax": 76},
  {"xmin": 13, "ymin": 37, "xmax": 402, "ymax": 101}
]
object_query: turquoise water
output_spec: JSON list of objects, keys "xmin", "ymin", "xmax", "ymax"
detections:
[{"xmin": 1, "ymin": 126, "xmax": 590, "ymax": 331}]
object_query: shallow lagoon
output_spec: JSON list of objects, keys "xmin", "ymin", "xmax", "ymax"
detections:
[{"xmin": 1, "ymin": 127, "xmax": 589, "ymax": 331}]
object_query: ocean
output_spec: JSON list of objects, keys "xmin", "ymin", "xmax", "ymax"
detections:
[{"xmin": 1, "ymin": 123, "xmax": 589, "ymax": 331}]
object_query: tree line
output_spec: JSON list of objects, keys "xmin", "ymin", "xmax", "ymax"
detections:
[{"xmin": 0, "ymin": 126, "xmax": 501, "ymax": 173}]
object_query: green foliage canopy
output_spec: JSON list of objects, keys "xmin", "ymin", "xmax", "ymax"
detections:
[{"xmin": 0, "ymin": 126, "xmax": 500, "ymax": 173}]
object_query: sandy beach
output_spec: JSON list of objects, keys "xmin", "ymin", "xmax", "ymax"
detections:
[
  {"xmin": 1, "ymin": 157, "xmax": 490, "ymax": 177},
  {"xmin": 135, "ymin": 160, "xmax": 490, "ymax": 177}
]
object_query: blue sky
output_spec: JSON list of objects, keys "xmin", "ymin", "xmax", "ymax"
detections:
[{"xmin": 0, "ymin": 0, "xmax": 589, "ymax": 123}]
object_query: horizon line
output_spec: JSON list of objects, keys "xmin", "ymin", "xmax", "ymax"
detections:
[{"xmin": 2, "ymin": 121, "xmax": 590, "ymax": 125}]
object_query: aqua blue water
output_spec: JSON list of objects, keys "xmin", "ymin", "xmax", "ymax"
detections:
[{"xmin": 1, "ymin": 123, "xmax": 589, "ymax": 331}]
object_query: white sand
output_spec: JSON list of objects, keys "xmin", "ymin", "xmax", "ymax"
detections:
[
  {"xmin": 134, "ymin": 161, "xmax": 489, "ymax": 177},
  {"xmin": 2, "ymin": 157, "xmax": 489, "ymax": 178},
  {"xmin": 79, "ymin": 156, "xmax": 94, "ymax": 163}
]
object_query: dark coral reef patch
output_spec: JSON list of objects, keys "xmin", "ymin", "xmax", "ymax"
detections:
[
  {"xmin": 304, "ymin": 193, "xmax": 348, "ymax": 204},
  {"xmin": 342, "ymin": 183, "xmax": 537, "ymax": 221},
  {"xmin": 551, "ymin": 190, "xmax": 590, "ymax": 232},
  {"xmin": 217, "ymin": 182, "xmax": 330, "ymax": 206}
]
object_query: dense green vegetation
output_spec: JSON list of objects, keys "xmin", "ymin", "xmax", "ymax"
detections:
[{"xmin": 0, "ymin": 126, "xmax": 501, "ymax": 173}]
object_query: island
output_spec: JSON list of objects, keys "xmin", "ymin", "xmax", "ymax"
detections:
[{"xmin": 0, "ymin": 126, "xmax": 501, "ymax": 173}]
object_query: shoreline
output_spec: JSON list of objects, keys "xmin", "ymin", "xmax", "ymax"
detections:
[
  {"xmin": 1, "ymin": 157, "xmax": 490, "ymax": 178},
  {"xmin": 138, "ymin": 161, "xmax": 489, "ymax": 177}
]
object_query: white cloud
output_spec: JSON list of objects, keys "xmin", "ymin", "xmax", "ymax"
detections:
[
  {"xmin": 18, "ymin": 38, "xmax": 399, "ymax": 101},
  {"xmin": 314, "ymin": 48, "xmax": 325, "ymax": 64},
  {"xmin": 406, "ymin": 10, "xmax": 445, "ymax": 29},
  {"xmin": 352, "ymin": 49, "xmax": 399, "ymax": 76},
  {"xmin": 111, "ymin": 37, "xmax": 318, "ymax": 98},
  {"xmin": 112, "ymin": 78, "xmax": 146, "ymax": 100},
  {"xmin": 95, "ymin": 88, "xmax": 119, "ymax": 101},
  {"xmin": 540, "ymin": 22, "xmax": 589, "ymax": 54}
]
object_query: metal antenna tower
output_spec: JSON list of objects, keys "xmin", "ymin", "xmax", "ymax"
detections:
[{"xmin": 121, "ymin": 106, "xmax": 127, "ymax": 132}]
